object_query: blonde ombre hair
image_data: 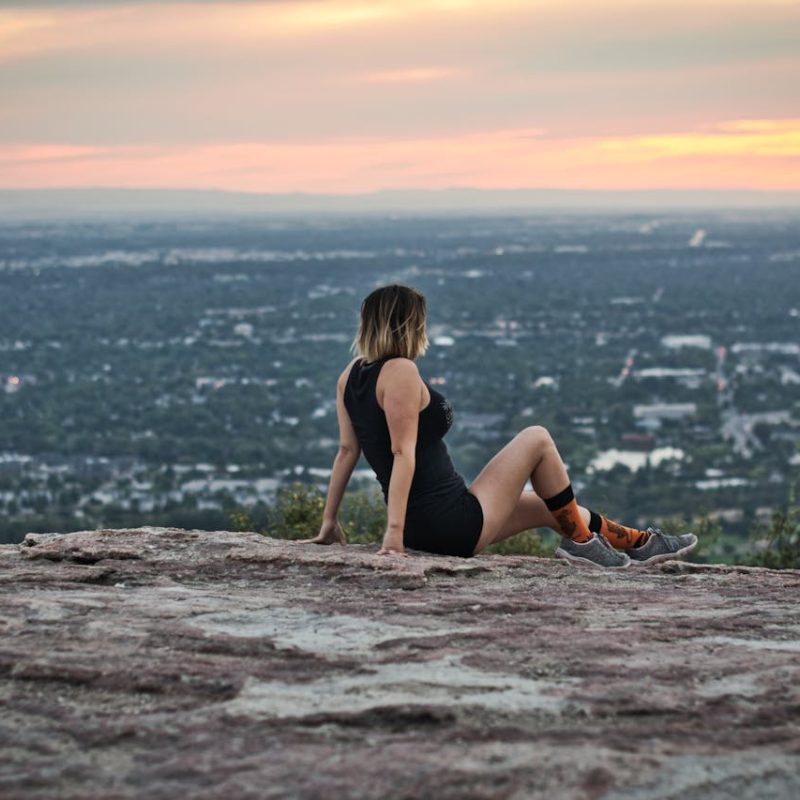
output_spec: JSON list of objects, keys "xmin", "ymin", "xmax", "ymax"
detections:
[{"xmin": 351, "ymin": 284, "xmax": 429, "ymax": 363}]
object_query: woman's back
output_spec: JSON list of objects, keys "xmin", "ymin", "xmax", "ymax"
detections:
[{"xmin": 343, "ymin": 355, "xmax": 465, "ymax": 513}]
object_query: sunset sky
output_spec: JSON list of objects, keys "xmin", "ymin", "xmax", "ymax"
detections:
[{"xmin": 1, "ymin": 0, "xmax": 798, "ymax": 194}]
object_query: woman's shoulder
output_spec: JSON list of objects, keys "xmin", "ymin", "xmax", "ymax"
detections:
[
  {"xmin": 377, "ymin": 358, "xmax": 424, "ymax": 396},
  {"xmin": 380, "ymin": 356, "xmax": 417, "ymax": 369},
  {"xmin": 376, "ymin": 359, "xmax": 425, "ymax": 412},
  {"xmin": 379, "ymin": 357, "xmax": 422, "ymax": 382}
]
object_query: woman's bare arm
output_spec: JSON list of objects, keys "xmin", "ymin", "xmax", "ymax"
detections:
[
  {"xmin": 296, "ymin": 359, "xmax": 360, "ymax": 545},
  {"xmin": 322, "ymin": 365, "xmax": 362, "ymax": 522},
  {"xmin": 378, "ymin": 359, "xmax": 424, "ymax": 555}
]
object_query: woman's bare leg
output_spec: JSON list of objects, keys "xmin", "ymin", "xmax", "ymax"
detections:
[
  {"xmin": 486, "ymin": 490, "xmax": 591, "ymax": 549},
  {"xmin": 468, "ymin": 425, "xmax": 583, "ymax": 555}
]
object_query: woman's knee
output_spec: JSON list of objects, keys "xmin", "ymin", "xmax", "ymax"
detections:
[{"xmin": 521, "ymin": 425, "xmax": 555, "ymax": 451}]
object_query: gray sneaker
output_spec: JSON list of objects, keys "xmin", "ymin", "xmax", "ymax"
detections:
[
  {"xmin": 626, "ymin": 526, "xmax": 698, "ymax": 565},
  {"xmin": 555, "ymin": 532, "xmax": 631, "ymax": 569}
]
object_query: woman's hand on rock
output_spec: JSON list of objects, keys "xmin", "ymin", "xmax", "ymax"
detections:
[
  {"xmin": 377, "ymin": 530, "xmax": 407, "ymax": 557},
  {"xmin": 377, "ymin": 545, "xmax": 408, "ymax": 557},
  {"xmin": 295, "ymin": 519, "xmax": 346, "ymax": 546}
]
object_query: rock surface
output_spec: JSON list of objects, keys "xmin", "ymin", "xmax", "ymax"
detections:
[{"xmin": 1, "ymin": 526, "xmax": 799, "ymax": 800}]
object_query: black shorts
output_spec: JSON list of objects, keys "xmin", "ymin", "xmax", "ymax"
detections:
[{"xmin": 403, "ymin": 489, "xmax": 484, "ymax": 559}]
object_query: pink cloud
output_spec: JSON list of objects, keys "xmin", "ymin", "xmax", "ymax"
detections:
[{"xmin": 2, "ymin": 119, "xmax": 798, "ymax": 192}]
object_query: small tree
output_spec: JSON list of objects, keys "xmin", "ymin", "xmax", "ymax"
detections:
[
  {"xmin": 745, "ymin": 489, "xmax": 800, "ymax": 570},
  {"xmin": 273, "ymin": 482, "xmax": 326, "ymax": 539}
]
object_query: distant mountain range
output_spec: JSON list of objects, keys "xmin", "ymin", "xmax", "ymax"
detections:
[{"xmin": 2, "ymin": 187, "xmax": 799, "ymax": 219}]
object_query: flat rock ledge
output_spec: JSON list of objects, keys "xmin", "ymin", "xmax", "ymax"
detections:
[{"xmin": 1, "ymin": 527, "xmax": 800, "ymax": 800}]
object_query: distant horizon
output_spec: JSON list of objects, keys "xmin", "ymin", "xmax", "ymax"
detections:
[{"xmin": 3, "ymin": 186, "xmax": 800, "ymax": 221}]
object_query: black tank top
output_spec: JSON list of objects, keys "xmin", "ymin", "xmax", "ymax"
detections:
[{"xmin": 343, "ymin": 356, "xmax": 466, "ymax": 511}]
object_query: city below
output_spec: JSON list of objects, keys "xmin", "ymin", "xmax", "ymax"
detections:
[{"xmin": 1, "ymin": 211, "xmax": 798, "ymax": 553}]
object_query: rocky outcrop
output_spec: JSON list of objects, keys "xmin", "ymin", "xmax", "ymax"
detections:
[{"xmin": 1, "ymin": 526, "xmax": 799, "ymax": 799}]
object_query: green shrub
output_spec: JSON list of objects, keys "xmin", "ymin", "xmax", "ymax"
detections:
[
  {"xmin": 338, "ymin": 487, "xmax": 387, "ymax": 544},
  {"xmin": 690, "ymin": 514, "xmax": 728, "ymax": 563},
  {"xmin": 229, "ymin": 481, "xmax": 387, "ymax": 543},
  {"xmin": 482, "ymin": 528, "xmax": 556, "ymax": 557},
  {"xmin": 229, "ymin": 509, "xmax": 255, "ymax": 533},
  {"xmin": 272, "ymin": 481, "xmax": 326, "ymax": 539},
  {"xmin": 744, "ymin": 494, "xmax": 800, "ymax": 570}
]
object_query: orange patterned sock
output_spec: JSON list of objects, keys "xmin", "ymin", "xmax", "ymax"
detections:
[
  {"xmin": 588, "ymin": 509, "xmax": 651, "ymax": 549},
  {"xmin": 544, "ymin": 484, "xmax": 593, "ymax": 543}
]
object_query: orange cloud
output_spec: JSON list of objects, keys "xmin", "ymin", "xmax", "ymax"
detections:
[
  {"xmin": 598, "ymin": 118, "xmax": 800, "ymax": 160},
  {"xmin": 715, "ymin": 118, "xmax": 800, "ymax": 134}
]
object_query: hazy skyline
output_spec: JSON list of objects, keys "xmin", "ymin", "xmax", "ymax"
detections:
[{"xmin": 1, "ymin": 0, "xmax": 798, "ymax": 194}]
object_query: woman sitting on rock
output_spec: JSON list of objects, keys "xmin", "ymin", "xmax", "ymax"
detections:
[{"xmin": 299, "ymin": 283, "xmax": 697, "ymax": 568}]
